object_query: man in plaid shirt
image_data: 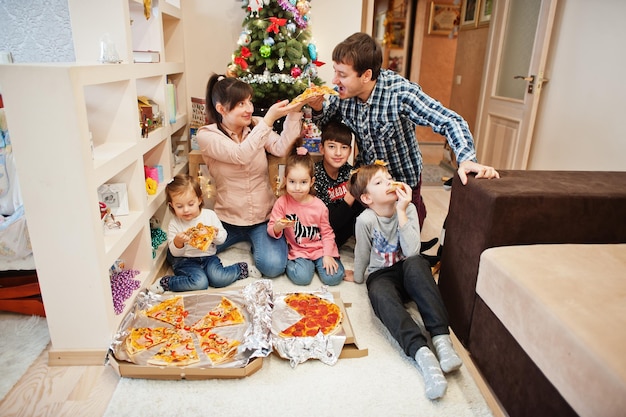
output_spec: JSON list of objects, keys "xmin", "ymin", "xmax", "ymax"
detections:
[{"xmin": 311, "ymin": 32, "xmax": 499, "ymax": 228}]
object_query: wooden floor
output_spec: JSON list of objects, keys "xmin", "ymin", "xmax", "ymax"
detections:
[{"xmin": 0, "ymin": 147, "xmax": 504, "ymax": 417}]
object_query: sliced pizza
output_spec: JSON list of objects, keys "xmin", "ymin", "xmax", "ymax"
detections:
[
  {"xmin": 191, "ymin": 296, "xmax": 245, "ymax": 331},
  {"xmin": 387, "ymin": 181, "xmax": 404, "ymax": 193},
  {"xmin": 279, "ymin": 293, "xmax": 342, "ymax": 338},
  {"xmin": 186, "ymin": 222, "xmax": 218, "ymax": 251},
  {"xmin": 195, "ymin": 328, "xmax": 241, "ymax": 365},
  {"xmin": 279, "ymin": 217, "xmax": 296, "ymax": 227},
  {"xmin": 125, "ymin": 326, "xmax": 179, "ymax": 356},
  {"xmin": 291, "ymin": 84, "xmax": 339, "ymax": 104},
  {"xmin": 145, "ymin": 296, "xmax": 188, "ymax": 328},
  {"xmin": 147, "ymin": 332, "xmax": 200, "ymax": 367}
]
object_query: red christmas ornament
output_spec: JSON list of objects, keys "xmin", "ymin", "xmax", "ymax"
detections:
[
  {"xmin": 240, "ymin": 47, "xmax": 252, "ymax": 59},
  {"xmin": 234, "ymin": 57, "xmax": 248, "ymax": 70},
  {"xmin": 291, "ymin": 66, "xmax": 302, "ymax": 77}
]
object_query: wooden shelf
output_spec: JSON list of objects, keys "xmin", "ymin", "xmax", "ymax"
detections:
[{"xmin": 0, "ymin": 0, "xmax": 188, "ymax": 364}]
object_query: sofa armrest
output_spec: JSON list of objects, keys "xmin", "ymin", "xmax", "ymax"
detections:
[{"xmin": 438, "ymin": 170, "xmax": 626, "ymax": 346}]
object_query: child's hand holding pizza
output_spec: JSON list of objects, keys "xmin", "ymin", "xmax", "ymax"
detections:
[
  {"xmin": 394, "ymin": 181, "xmax": 412, "ymax": 222},
  {"xmin": 173, "ymin": 231, "xmax": 191, "ymax": 249},
  {"xmin": 273, "ymin": 218, "xmax": 295, "ymax": 234}
]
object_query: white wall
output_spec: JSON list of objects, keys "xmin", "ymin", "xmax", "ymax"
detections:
[
  {"xmin": 528, "ymin": 1, "xmax": 626, "ymax": 171},
  {"xmin": 182, "ymin": 0, "xmax": 363, "ymax": 100}
]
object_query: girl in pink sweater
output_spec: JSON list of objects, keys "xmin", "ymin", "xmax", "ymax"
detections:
[{"xmin": 268, "ymin": 147, "xmax": 349, "ymax": 286}]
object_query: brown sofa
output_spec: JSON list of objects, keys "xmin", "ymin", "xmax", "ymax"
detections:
[{"xmin": 437, "ymin": 170, "xmax": 626, "ymax": 417}]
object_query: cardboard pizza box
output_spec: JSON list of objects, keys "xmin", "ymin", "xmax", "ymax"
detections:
[
  {"xmin": 271, "ymin": 292, "xmax": 368, "ymax": 361},
  {"xmin": 108, "ymin": 355, "xmax": 263, "ymax": 380},
  {"xmin": 333, "ymin": 294, "xmax": 368, "ymax": 359},
  {"xmin": 108, "ymin": 286, "xmax": 366, "ymax": 379},
  {"xmin": 107, "ymin": 286, "xmax": 266, "ymax": 380}
]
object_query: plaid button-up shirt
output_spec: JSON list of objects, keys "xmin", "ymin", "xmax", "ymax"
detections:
[{"xmin": 313, "ymin": 69, "xmax": 477, "ymax": 187}]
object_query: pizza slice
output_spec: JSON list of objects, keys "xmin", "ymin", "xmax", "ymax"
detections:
[
  {"xmin": 387, "ymin": 181, "xmax": 404, "ymax": 193},
  {"xmin": 279, "ymin": 293, "xmax": 342, "ymax": 338},
  {"xmin": 125, "ymin": 326, "xmax": 179, "ymax": 356},
  {"xmin": 195, "ymin": 328, "xmax": 241, "ymax": 365},
  {"xmin": 291, "ymin": 84, "xmax": 339, "ymax": 104},
  {"xmin": 279, "ymin": 217, "xmax": 296, "ymax": 227},
  {"xmin": 145, "ymin": 296, "xmax": 188, "ymax": 328},
  {"xmin": 191, "ymin": 296, "xmax": 245, "ymax": 331},
  {"xmin": 186, "ymin": 222, "xmax": 218, "ymax": 251},
  {"xmin": 146, "ymin": 332, "xmax": 200, "ymax": 366}
]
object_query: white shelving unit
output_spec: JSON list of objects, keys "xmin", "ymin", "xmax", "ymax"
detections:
[{"xmin": 0, "ymin": 0, "xmax": 188, "ymax": 365}]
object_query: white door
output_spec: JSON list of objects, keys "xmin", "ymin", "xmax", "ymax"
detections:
[{"xmin": 475, "ymin": 0, "xmax": 558, "ymax": 169}]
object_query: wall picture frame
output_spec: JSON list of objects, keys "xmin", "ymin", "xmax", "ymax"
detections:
[
  {"xmin": 428, "ymin": 3, "xmax": 461, "ymax": 36},
  {"xmin": 388, "ymin": 19, "xmax": 406, "ymax": 49},
  {"xmin": 478, "ymin": 0, "xmax": 493, "ymax": 26},
  {"xmin": 98, "ymin": 183, "xmax": 129, "ymax": 216},
  {"xmin": 460, "ymin": 0, "xmax": 479, "ymax": 29}
]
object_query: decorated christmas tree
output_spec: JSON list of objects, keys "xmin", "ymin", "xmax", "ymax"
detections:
[{"xmin": 227, "ymin": 0, "xmax": 325, "ymax": 108}]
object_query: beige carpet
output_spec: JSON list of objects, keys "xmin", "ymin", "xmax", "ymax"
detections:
[
  {"xmin": 104, "ymin": 241, "xmax": 493, "ymax": 417},
  {"xmin": 0, "ymin": 312, "xmax": 50, "ymax": 401}
]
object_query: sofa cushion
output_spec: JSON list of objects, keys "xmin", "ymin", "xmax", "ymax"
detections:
[
  {"xmin": 476, "ymin": 243, "xmax": 626, "ymax": 417},
  {"xmin": 438, "ymin": 170, "xmax": 626, "ymax": 345}
]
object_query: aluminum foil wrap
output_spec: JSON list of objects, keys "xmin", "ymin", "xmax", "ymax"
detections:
[
  {"xmin": 271, "ymin": 287, "xmax": 346, "ymax": 368},
  {"xmin": 108, "ymin": 279, "xmax": 273, "ymax": 368}
]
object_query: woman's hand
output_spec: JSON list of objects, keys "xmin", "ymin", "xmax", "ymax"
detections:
[{"xmin": 263, "ymin": 99, "xmax": 303, "ymax": 127}]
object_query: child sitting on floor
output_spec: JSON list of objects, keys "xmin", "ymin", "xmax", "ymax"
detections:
[
  {"xmin": 150, "ymin": 174, "xmax": 260, "ymax": 293},
  {"xmin": 347, "ymin": 161, "xmax": 462, "ymax": 400},
  {"xmin": 313, "ymin": 120, "xmax": 364, "ymax": 248},
  {"xmin": 268, "ymin": 147, "xmax": 349, "ymax": 285}
]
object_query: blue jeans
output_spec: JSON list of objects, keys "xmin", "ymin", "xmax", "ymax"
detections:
[
  {"xmin": 166, "ymin": 250, "xmax": 242, "ymax": 291},
  {"xmin": 216, "ymin": 221, "xmax": 287, "ymax": 278},
  {"xmin": 286, "ymin": 257, "xmax": 345, "ymax": 286}
]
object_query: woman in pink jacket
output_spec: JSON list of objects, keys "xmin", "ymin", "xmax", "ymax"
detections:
[{"xmin": 196, "ymin": 74, "xmax": 310, "ymax": 277}]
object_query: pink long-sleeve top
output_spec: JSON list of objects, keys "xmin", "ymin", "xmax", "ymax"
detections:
[
  {"xmin": 196, "ymin": 113, "xmax": 302, "ymax": 226},
  {"xmin": 268, "ymin": 194, "xmax": 339, "ymax": 261}
]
